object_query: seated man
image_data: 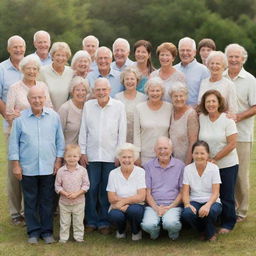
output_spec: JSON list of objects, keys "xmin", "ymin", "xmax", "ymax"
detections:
[{"xmin": 141, "ymin": 136, "xmax": 185, "ymax": 240}]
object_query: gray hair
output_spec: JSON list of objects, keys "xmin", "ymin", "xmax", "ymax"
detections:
[
  {"xmin": 19, "ymin": 54, "xmax": 41, "ymax": 72},
  {"xmin": 82, "ymin": 35, "xmax": 99, "ymax": 48},
  {"xmin": 144, "ymin": 77, "xmax": 165, "ymax": 95},
  {"xmin": 206, "ymin": 50, "xmax": 228, "ymax": 69},
  {"xmin": 120, "ymin": 66, "xmax": 142, "ymax": 85},
  {"xmin": 50, "ymin": 42, "xmax": 72, "ymax": 59},
  {"xmin": 69, "ymin": 76, "xmax": 90, "ymax": 94},
  {"xmin": 33, "ymin": 30, "xmax": 51, "ymax": 42},
  {"xmin": 154, "ymin": 136, "xmax": 173, "ymax": 151},
  {"xmin": 224, "ymin": 43, "xmax": 248, "ymax": 64},
  {"xmin": 116, "ymin": 143, "xmax": 140, "ymax": 161},
  {"xmin": 95, "ymin": 46, "xmax": 113, "ymax": 60},
  {"xmin": 169, "ymin": 81, "xmax": 188, "ymax": 97},
  {"xmin": 178, "ymin": 37, "xmax": 196, "ymax": 51},
  {"xmin": 71, "ymin": 50, "xmax": 92, "ymax": 69},
  {"xmin": 93, "ymin": 77, "xmax": 111, "ymax": 89},
  {"xmin": 112, "ymin": 38, "xmax": 130, "ymax": 52},
  {"xmin": 7, "ymin": 35, "xmax": 26, "ymax": 49}
]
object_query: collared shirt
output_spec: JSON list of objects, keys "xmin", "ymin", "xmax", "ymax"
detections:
[
  {"xmin": 33, "ymin": 52, "xmax": 52, "ymax": 66},
  {"xmin": 223, "ymin": 67, "xmax": 256, "ymax": 142},
  {"xmin": 111, "ymin": 58, "xmax": 135, "ymax": 72},
  {"xmin": 55, "ymin": 164, "xmax": 90, "ymax": 205},
  {"xmin": 79, "ymin": 98, "xmax": 127, "ymax": 162},
  {"xmin": 87, "ymin": 67, "xmax": 124, "ymax": 97},
  {"xmin": 143, "ymin": 157, "xmax": 185, "ymax": 206},
  {"xmin": 175, "ymin": 59, "xmax": 209, "ymax": 105},
  {"xmin": 0, "ymin": 58, "xmax": 23, "ymax": 103},
  {"xmin": 9, "ymin": 107, "xmax": 65, "ymax": 176}
]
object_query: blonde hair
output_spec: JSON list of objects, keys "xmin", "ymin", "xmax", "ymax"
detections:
[{"xmin": 64, "ymin": 144, "xmax": 81, "ymax": 157}]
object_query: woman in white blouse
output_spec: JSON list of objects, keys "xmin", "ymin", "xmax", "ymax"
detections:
[
  {"xmin": 182, "ymin": 141, "xmax": 222, "ymax": 241},
  {"xmin": 199, "ymin": 90, "xmax": 239, "ymax": 234},
  {"xmin": 107, "ymin": 143, "xmax": 146, "ymax": 241}
]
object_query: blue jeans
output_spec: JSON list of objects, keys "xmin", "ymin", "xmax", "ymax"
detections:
[
  {"xmin": 108, "ymin": 204, "xmax": 145, "ymax": 234},
  {"xmin": 21, "ymin": 175, "xmax": 54, "ymax": 238},
  {"xmin": 141, "ymin": 206, "xmax": 182, "ymax": 240},
  {"xmin": 86, "ymin": 162, "xmax": 115, "ymax": 228},
  {"xmin": 219, "ymin": 165, "xmax": 238, "ymax": 230},
  {"xmin": 182, "ymin": 201, "xmax": 222, "ymax": 239}
]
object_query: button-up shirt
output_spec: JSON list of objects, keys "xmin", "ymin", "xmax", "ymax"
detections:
[
  {"xmin": 111, "ymin": 58, "xmax": 135, "ymax": 72},
  {"xmin": 33, "ymin": 52, "xmax": 52, "ymax": 66},
  {"xmin": 9, "ymin": 107, "xmax": 65, "ymax": 176},
  {"xmin": 87, "ymin": 67, "xmax": 124, "ymax": 97},
  {"xmin": 175, "ymin": 59, "xmax": 209, "ymax": 105},
  {"xmin": 79, "ymin": 98, "xmax": 127, "ymax": 162}
]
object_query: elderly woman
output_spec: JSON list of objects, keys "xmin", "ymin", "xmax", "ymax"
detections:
[
  {"xmin": 182, "ymin": 141, "xmax": 222, "ymax": 241},
  {"xmin": 58, "ymin": 76, "xmax": 90, "ymax": 145},
  {"xmin": 198, "ymin": 38, "xmax": 216, "ymax": 65},
  {"xmin": 107, "ymin": 143, "xmax": 146, "ymax": 241},
  {"xmin": 71, "ymin": 50, "xmax": 91, "ymax": 78},
  {"xmin": 115, "ymin": 67, "xmax": 147, "ymax": 143},
  {"xmin": 39, "ymin": 42, "xmax": 73, "ymax": 111},
  {"xmin": 150, "ymin": 42, "xmax": 185, "ymax": 102},
  {"xmin": 6, "ymin": 54, "xmax": 52, "ymax": 126},
  {"xmin": 134, "ymin": 77, "xmax": 172, "ymax": 165},
  {"xmin": 133, "ymin": 40, "xmax": 155, "ymax": 93},
  {"xmin": 169, "ymin": 82, "xmax": 199, "ymax": 164},
  {"xmin": 199, "ymin": 90, "xmax": 239, "ymax": 234},
  {"xmin": 198, "ymin": 51, "xmax": 237, "ymax": 114}
]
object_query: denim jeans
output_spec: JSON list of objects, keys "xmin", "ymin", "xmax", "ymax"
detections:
[
  {"xmin": 181, "ymin": 201, "xmax": 222, "ymax": 239},
  {"xmin": 21, "ymin": 175, "xmax": 54, "ymax": 238},
  {"xmin": 86, "ymin": 162, "xmax": 115, "ymax": 228},
  {"xmin": 108, "ymin": 204, "xmax": 145, "ymax": 234},
  {"xmin": 141, "ymin": 206, "xmax": 182, "ymax": 239}
]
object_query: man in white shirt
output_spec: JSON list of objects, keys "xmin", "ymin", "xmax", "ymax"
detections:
[
  {"xmin": 223, "ymin": 43, "xmax": 256, "ymax": 222},
  {"xmin": 79, "ymin": 77, "xmax": 126, "ymax": 234}
]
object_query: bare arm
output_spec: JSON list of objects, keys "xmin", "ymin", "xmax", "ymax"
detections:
[
  {"xmin": 12, "ymin": 160, "xmax": 22, "ymax": 180},
  {"xmin": 236, "ymin": 105, "xmax": 256, "ymax": 122},
  {"xmin": 182, "ymin": 184, "xmax": 196, "ymax": 214}
]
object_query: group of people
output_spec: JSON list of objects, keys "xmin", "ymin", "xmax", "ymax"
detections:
[{"xmin": 0, "ymin": 30, "xmax": 255, "ymax": 244}]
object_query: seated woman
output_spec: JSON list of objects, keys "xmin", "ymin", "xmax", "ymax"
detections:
[
  {"xmin": 181, "ymin": 141, "xmax": 222, "ymax": 241},
  {"xmin": 107, "ymin": 143, "xmax": 146, "ymax": 241}
]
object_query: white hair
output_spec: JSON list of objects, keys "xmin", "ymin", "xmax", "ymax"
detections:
[
  {"xmin": 154, "ymin": 136, "xmax": 173, "ymax": 150},
  {"xmin": 206, "ymin": 50, "xmax": 228, "ymax": 69},
  {"xmin": 82, "ymin": 35, "xmax": 99, "ymax": 47},
  {"xmin": 19, "ymin": 54, "xmax": 41, "ymax": 72},
  {"xmin": 93, "ymin": 77, "xmax": 111, "ymax": 89},
  {"xmin": 33, "ymin": 30, "xmax": 51, "ymax": 42},
  {"xmin": 50, "ymin": 42, "xmax": 72, "ymax": 59},
  {"xmin": 144, "ymin": 77, "xmax": 165, "ymax": 95},
  {"xmin": 69, "ymin": 76, "xmax": 90, "ymax": 94},
  {"xmin": 7, "ymin": 35, "xmax": 26, "ymax": 48},
  {"xmin": 95, "ymin": 46, "xmax": 113, "ymax": 59},
  {"xmin": 224, "ymin": 43, "xmax": 248, "ymax": 64},
  {"xmin": 116, "ymin": 143, "xmax": 140, "ymax": 161},
  {"xmin": 169, "ymin": 81, "xmax": 188, "ymax": 96},
  {"xmin": 71, "ymin": 50, "xmax": 92, "ymax": 68},
  {"xmin": 178, "ymin": 37, "xmax": 196, "ymax": 51},
  {"xmin": 120, "ymin": 66, "xmax": 142, "ymax": 85},
  {"xmin": 112, "ymin": 38, "xmax": 130, "ymax": 52}
]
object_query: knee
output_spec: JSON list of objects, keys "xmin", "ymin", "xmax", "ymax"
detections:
[
  {"xmin": 163, "ymin": 219, "xmax": 181, "ymax": 232},
  {"xmin": 181, "ymin": 208, "xmax": 195, "ymax": 221},
  {"xmin": 108, "ymin": 209, "xmax": 124, "ymax": 222},
  {"xmin": 127, "ymin": 205, "xmax": 144, "ymax": 218}
]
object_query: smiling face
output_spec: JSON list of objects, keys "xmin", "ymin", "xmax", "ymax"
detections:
[
  {"xmin": 179, "ymin": 42, "xmax": 196, "ymax": 66},
  {"xmin": 73, "ymin": 57, "xmax": 90, "ymax": 75},
  {"xmin": 34, "ymin": 33, "xmax": 51, "ymax": 57},
  {"xmin": 192, "ymin": 145, "xmax": 209, "ymax": 165},
  {"xmin": 64, "ymin": 149, "xmax": 80, "ymax": 168},
  {"xmin": 155, "ymin": 139, "xmax": 172, "ymax": 163},
  {"xmin": 72, "ymin": 83, "xmax": 87, "ymax": 104},
  {"xmin": 159, "ymin": 50, "xmax": 174, "ymax": 67},
  {"xmin": 226, "ymin": 48, "xmax": 244, "ymax": 71},
  {"xmin": 135, "ymin": 45, "xmax": 150, "ymax": 64},
  {"xmin": 113, "ymin": 42, "xmax": 129, "ymax": 67},
  {"xmin": 22, "ymin": 61, "xmax": 39, "ymax": 83},
  {"xmin": 83, "ymin": 38, "xmax": 98, "ymax": 58},
  {"xmin": 205, "ymin": 94, "xmax": 219, "ymax": 114},
  {"xmin": 119, "ymin": 150, "xmax": 135, "ymax": 169},
  {"xmin": 171, "ymin": 90, "xmax": 187, "ymax": 108},
  {"xmin": 27, "ymin": 87, "xmax": 46, "ymax": 114},
  {"xmin": 94, "ymin": 80, "xmax": 111, "ymax": 105},
  {"xmin": 207, "ymin": 56, "xmax": 225, "ymax": 76},
  {"xmin": 123, "ymin": 72, "xmax": 137, "ymax": 91},
  {"xmin": 8, "ymin": 38, "xmax": 26, "ymax": 63},
  {"xmin": 52, "ymin": 49, "xmax": 68, "ymax": 69},
  {"xmin": 148, "ymin": 85, "xmax": 163, "ymax": 103},
  {"xmin": 96, "ymin": 49, "xmax": 112, "ymax": 74},
  {"xmin": 199, "ymin": 46, "xmax": 212, "ymax": 63}
]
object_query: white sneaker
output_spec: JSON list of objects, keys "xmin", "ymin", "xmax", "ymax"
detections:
[
  {"xmin": 132, "ymin": 231, "xmax": 142, "ymax": 241},
  {"xmin": 116, "ymin": 231, "xmax": 126, "ymax": 239}
]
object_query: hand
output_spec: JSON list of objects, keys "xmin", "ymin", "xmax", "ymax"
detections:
[
  {"xmin": 120, "ymin": 205, "xmax": 129, "ymax": 212},
  {"xmin": 67, "ymin": 191, "xmax": 80, "ymax": 199},
  {"xmin": 226, "ymin": 112, "xmax": 237, "ymax": 122},
  {"xmin": 114, "ymin": 199, "xmax": 126, "ymax": 209},
  {"xmin": 185, "ymin": 204, "xmax": 197, "ymax": 215},
  {"xmin": 114, "ymin": 158, "xmax": 120, "ymax": 167},
  {"xmin": 198, "ymin": 204, "xmax": 210, "ymax": 218},
  {"xmin": 134, "ymin": 158, "xmax": 141, "ymax": 167},
  {"xmin": 80, "ymin": 154, "xmax": 88, "ymax": 167},
  {"xmin": 13, "ymin": 165, "xmax": 22, "ymax": 181},
  {"xmin": 54, "ymin": 158, "xmax": 63, "ymax": 174},
  {"xmin": 208, "ymin": 158, "xmax": 217, "ymax": 164}
]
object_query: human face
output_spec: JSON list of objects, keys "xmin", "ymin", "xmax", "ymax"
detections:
[
  {"xmin": 34, "ymin": 33, "xmax": 51, "ymax": 57},
  {"xmin": 148, "ymin": 85, "xmax": 163, "ymax": 103},
  {"xmin": 119, "ymin": 150, "xmax": 135, "ymax": 169},
  {"xmin": 73, "ymin": 57, "xmax": 90, "ymax": 75},
  {"xmin": 52, "ymin": 49, "xmax": 68, "ymax": 68},
  {"xmin": 8, "ymin": 38, "xmax": 25, "ymax": 62},
  {"xmin": 159, "ymin": 50, "xmax": 174, "ymax": 67},
  {"xmin": 179, "ymin": 42, "xmax": 196, "ymax": 66},
  {"xmin": 226, "ymin": 48, "xmax": 244, "ymax": 71},
  {"xmin": 205, "ymin": 94, "xmax": 219, "ymax": 114},
  {"xmin": 22, "ymin": 61, "xmax": 39, "ymax": 83},
  {"xmin": 64, "ymin": 149, "xmax": 80, "ymax": 168},
  {"xmin": 72, "ymin": 83, "xmax": 87, "ymax": 104},
  {"xmin": 94, "ymin": 81, "xmax": 111, "ymax": 105},
  {"xmin": 171, "ymin": 91, "xmax": 187, "ymax": 108},
  {"xmin": 96, "ymin": 49, "xmax": 112, "ymax": 74},
  {"xmin": 83, "ymin": 39, "xmax": 98, "ymax": 57},
  {"xmin": 208, "ymin": 56, "xmax": 225, "ymax": 76},
  {"xmin": 155, "ymin": 140, "xmax": 172, "ymax": 163},
  {"xmin": 192, "ymin": 145, "xmax": 209, "ymax": 165},
  {"xmin": 28, "ymin": 88, "xmax": 46, "ymax": 114},
  {"xmin": 199, "ymin": 46, "xmax": 212, "ymax": 63},
  {"xmin": 135, "ymin": 45, "xmax": 150, "ymax": 64},
  {"xmin": 123, "ymin": 72, "xmax": 137, "ymax": 91},
  {"xmin": 114, "ymin": 43, "xmax": 129, "ymax": 67}
]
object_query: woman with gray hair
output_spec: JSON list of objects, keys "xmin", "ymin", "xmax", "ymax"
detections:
[
  {"xmin": 115, "ymin": 67, "xmax": 147, "ymax": 143},
  {"xmin": 71, "ymin": 50, "xmax": 91, "ymax": 78},
  {"xmin": 107, "ymin": 143, "xmax": 146, "ymax": 241},
  {"xmin": 39, "ymin": 42, "xmax": 73, "ymax": 111},
  {"xmin": 134, "ymin": 77, "xmax": 172, "ymax": 164},
  {"xmin": 198, "ymin": 51, "xmax": 237, "ymax": 113},
  {"xmin": 58, "ymin": 76, "xmax": 90, "ymax": 145},
  {"xmin": 169, "ymin": 82, "xmax": 199, "ymax": 164}
]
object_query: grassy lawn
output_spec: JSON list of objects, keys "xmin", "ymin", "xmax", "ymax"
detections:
[{"xmin": 0, "ymin": 120, "xmax": 255, "ymax": 256}]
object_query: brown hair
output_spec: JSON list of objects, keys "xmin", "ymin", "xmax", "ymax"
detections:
[
  {"xmin": 192, "ymin": 140, "xmax": 210, "ymax": 154},
  {"xmin": 198, "ymin": 38, "xmax": 216, "ymax": 52},
  {"xmin": 156, "ymin": 42, "xmax": 177, "ymax": 59}
]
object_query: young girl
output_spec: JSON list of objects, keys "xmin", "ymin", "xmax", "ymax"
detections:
[{"xmin": 55, "ymin": 144, "xmax": 90, "ymax": 243}]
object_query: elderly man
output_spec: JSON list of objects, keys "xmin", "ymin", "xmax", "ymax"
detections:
[
  {"xmin": 79, "ymin": 77, "xmax": 126, "ymax": 234},
  {"xmin": 175, "ymin": 37, "xmax": 209, "ymax": 105},
  {"xmin": 223, "ymin": 44, "xmax": 256, "ymax": 223},
  {"xmin": 111, "ymin": 38, "xmax": 134, "ymax": 72},
  {"xmin": 33, "ymin": 30, "xmax": 52, "ymax": 66},
  {"xmin": 0, "ymin": 35, "xmax": 25, "ymax": 225},
  {"xmin": 87, "ymin": 46, "xmax": 124, "ymax": 97},
  {"xmin": 82, "ymin": 35, "xmax": 99, "ymax": 70},
  {"xmin": 141, "ymin": 137, "xmax": 184, "ymax": 240},
  {"xmin": 8, "ymin": 86, "xmax": 65, "ymax": 244}
]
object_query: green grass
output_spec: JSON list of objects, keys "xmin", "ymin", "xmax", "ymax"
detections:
[{"xmin": 0, "ymin": 120, "xmax": 256, "ymax": 256}]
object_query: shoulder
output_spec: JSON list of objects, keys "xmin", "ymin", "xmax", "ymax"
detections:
[
  {"xmin": 206, "ymin": 162, "xmax": 219, "ymax": 172},
  {"xmin": 115, "ymin": 92, "xmax": 123, "ymax": 100},
  {"xmin": 134, "ymin": 165, "xmax": 145, "ymax": 174},
  {"xmin": 58, "ymin": 100, "xmax": 71, "ymax": 112},
  {"xmin": 64, "ymin": 66, "xmax": 74, "ymax": 75},
  {"xmin": 172, "ymin": 157, "xmax": 185, "ymax": 168},
  {"xmin": 9, "ymin": 81, "xmax": 21, "ymax": 89},
  {"xmin": 109, "ymin": 167, "xmax": 120, "ymax": 177}
]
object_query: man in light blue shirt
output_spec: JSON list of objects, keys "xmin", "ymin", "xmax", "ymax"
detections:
[
  {"xmin": 9, "ymin": 86, "xmax": 65, "ymax": 244},
  {"xmin": 175, "ymin": 37, "xmax": 209, "ymax": 105},
  {"xmin": 87, "ymin": 46, "xmax": 124, "ymax": 97}
]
